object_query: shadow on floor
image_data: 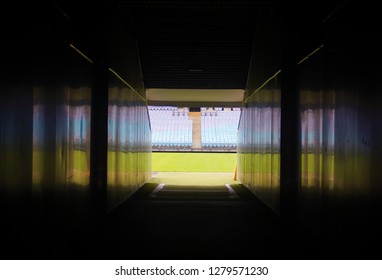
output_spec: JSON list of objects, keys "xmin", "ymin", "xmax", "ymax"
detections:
[{"xmin": 65, "ymin": 183, "xmax": 318, "ymax": 260}]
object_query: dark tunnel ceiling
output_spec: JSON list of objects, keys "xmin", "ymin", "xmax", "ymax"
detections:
[
  {"xmin": 51, "ymin": 0, "xmax": 343, "ymax": 99},
  {"xmin": 118, "ymin": 0, "xmax": 274, "ymax": 89}
]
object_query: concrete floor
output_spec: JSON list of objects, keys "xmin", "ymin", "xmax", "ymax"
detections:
[{"xmin": 66, "ymin": 181, "xmax": 318, "ymax": 260}]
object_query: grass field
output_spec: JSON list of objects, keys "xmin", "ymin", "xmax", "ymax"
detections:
[{"xmin": 152, "ymin": 152, "xmax": 237, "ymax": 172}]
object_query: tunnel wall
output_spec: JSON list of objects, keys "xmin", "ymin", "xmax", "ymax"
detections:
[
  {"xmin": 107, "ymin": 75, "xmax": 151, "ymax": 210},
  {"xmin": 107, "ymin": 11, "xmax": 152, "ymax": 211},
  {"xmin": 108, "ymin": 83, "xmax": 151, "ymax": 209},
  {"xmin": 239, "ymin": 1, "xmax": 382, "ymax": 257},
  {"xmin": 0, "ymin": 5, "xmax": 93, "ymax": 255},
  {"xmin": 237, "ymin": 7, "xmax": 281, "ymax": 213},
  {"xmin": 0, "ymin": 9, "xmax": 35, "ymax": 247},
  {"xmin": 31, "ymin": 37, "xmax": 94, "ymax": 230},
  {"xmin": 238, "ymin": 83, "xmax": 281, "ymax": 213},
  {"xmin": 294, "ymin": 2, "xmax": 382, "ymax": 255},
  {"xmin": 0, "ymin": 3, "xmax": 151, "ymax": 257}
]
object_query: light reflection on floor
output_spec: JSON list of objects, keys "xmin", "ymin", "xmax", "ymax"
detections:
[{"xmin": 148, "ymin": 172, "xmax": 239, "ymax": 186}]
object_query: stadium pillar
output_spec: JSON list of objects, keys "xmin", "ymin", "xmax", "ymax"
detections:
[
  {"xmin": 90, "ymin": 27, "xmax": 110, "ymax": 218},
  {"xmin": 189, "ymin": 112, "xmax": 201, "ymax": 149},
  {"xmin": 279, "ymin": 10, "xmax": 300, "ymax": 220}
]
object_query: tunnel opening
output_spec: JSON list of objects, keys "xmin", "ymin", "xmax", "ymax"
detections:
[{"xmin": 147, "ymin": 105, "xmax": 240, "ymax": 188}]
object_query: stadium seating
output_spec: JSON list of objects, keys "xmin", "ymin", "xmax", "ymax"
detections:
[
  {"xmin": 201, "ymin": 108, "xmax": 240, "ymax": 149},
  {"xmin": 148, "ymin": 106, "xmax": 192, "ymax": 149},
  {"xmin": 148, "ymin": 106, "xmax": 240, "ymax": 150}
]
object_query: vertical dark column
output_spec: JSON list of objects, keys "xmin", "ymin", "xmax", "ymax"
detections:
[
  {"xmin": 90, "ymin": 26, "xmax": 110, "ymax": 218},
  {"xmin": 279, "ymin": 10, "xmax": 300, "ymax": 220},
  {"xmin": 0, "ymin": 6, "xmax": 34, "ymax": 257}
]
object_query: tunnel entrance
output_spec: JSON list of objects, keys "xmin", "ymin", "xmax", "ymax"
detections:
[
  {"xmin": 148, "ymin": 106, "xmax": 240, "ymax": 152},
  {"xmin": 148, "ymin": 105, "xmax": 240, "ymax": 188}
]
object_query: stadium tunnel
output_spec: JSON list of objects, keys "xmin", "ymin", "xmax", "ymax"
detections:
[{"xmin": 1, "ymin": 0, "xmax": 382, "ymax": 259}]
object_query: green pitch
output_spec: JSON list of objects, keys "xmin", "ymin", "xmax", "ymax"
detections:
[{"xmin": 152, "ymin": 152, "xmax": 237, "ymax": 172}]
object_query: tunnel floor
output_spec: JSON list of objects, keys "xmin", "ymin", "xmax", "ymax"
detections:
[{"xmin": 65, "ymin": 182, "xmax": 318, "ymax": 260}]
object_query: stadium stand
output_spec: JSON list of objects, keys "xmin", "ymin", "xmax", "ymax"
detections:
[
  {"xmin": 148, "ymin": 106, "xmax": 192, "ymax": 150},
  {"xmin": 201, "ymin": 107, "xmax": 241, "ymax": 149},
  {"xmin": 148, "ymin": 106, "xmax": 240, "ymax": 151}
]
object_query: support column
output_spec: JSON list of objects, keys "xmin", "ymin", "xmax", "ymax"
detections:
[
  {"xmin": 280, "ymin": 11, "xmax": 300, "ymax": 220},
  {"xmin": 90, "ymin": 27, "xmax": 109, "ymax": 218},
  {"xmin": 188, "ymin": 112, "xmax": 201, "ymax": 149}
]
